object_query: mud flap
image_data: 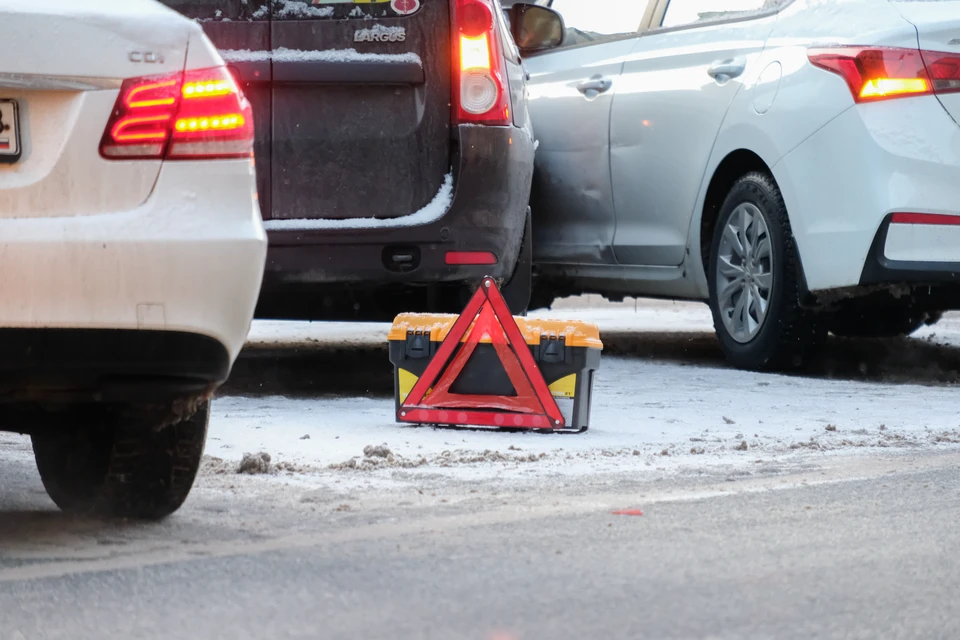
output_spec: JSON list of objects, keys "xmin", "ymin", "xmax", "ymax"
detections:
[{"xmin": 501, "ymin": 207, "xmax": 533, "ymax": 316}]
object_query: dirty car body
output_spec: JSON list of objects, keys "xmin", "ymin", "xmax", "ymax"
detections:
[{"xmin": 174, "ymin": 0, "xmax": 537, "ymax": 320}]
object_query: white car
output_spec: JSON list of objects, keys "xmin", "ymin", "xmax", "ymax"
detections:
[
  {"xmin": 508, "ymin": 0, "xmax": 960, "ymax": 370},
  {"xmin": 0, "ymin": 0, "xmax": 266, "ymax": 518}
]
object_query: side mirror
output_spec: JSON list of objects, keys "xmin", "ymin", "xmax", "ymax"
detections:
[{"xmin": 509, "ymin": 3, "xmax": 565, "ymax": 54}]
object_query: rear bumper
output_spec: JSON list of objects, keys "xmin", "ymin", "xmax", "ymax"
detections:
[
  {"xmin": 0, "ymin": 159, "xmax": 266, "ymax": 372},
  {"xmin": 257, "ymin": 125, "xmax": 534, "ymax": 319},
  {"xmin": 773, "ymin": 96, "xmax": 960, "ymax": 293}
]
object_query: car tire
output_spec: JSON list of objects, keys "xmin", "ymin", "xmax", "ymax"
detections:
[
  {"xmin": 32, "ymin": 401, "xmax": 209, "ymax": 520},
  {"xmin": 708, "ymin": 172, "xmax": 821, "ymax": 371},
  {"xmin": 829, "ymin": 308, "xmax": 942, "ymax": 338}
]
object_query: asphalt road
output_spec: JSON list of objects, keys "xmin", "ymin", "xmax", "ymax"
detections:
[{"xmin": 2, "ymin": 448, "xmax": 959, "ymax": 640}]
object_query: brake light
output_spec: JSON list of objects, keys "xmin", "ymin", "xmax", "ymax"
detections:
[
  {"xmin": 920, "ymin": 50, "xmax": 960, "ymax": 95},
  {"xmin": 100, "ymin": 66, "xmax": 254, "ymax": 161},
  {"xmin": 809, "ymin": 46, "xmax": 960, "ymax": 103},
  {"xmin": 452, "ymin": 0, "xmax": 511, "ymax": 126}
]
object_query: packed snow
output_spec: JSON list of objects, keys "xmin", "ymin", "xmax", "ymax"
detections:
[
  {"xmin": 220, "ymin": 48, "xmax": 422, "ymax": 66},
  {"xmin": 274, "ymin": 0, "xmax": 333, "ymax": 19},
  {"xmin": 199, "ymin": 299, "xmax": 960, "ymax": 488},
  {"xmin": 3, "ymin": 298, "xmax": 959, "ymax": 492},
  {"xmin": 262, "ymin": 173, "xmax": 453, "ymax": 231}
]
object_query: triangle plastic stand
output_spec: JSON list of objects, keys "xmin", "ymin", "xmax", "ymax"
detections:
[{"xmin": 398, "ymin": 276, "xmax": 565, "ymax": 430}]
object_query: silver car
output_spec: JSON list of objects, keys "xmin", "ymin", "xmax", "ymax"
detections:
[{"xmin": 505, "ymin": 0, "xmax": 959, "ymax": 371}]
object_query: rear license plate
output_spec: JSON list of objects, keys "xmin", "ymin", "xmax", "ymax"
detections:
[{"xmin": 0, "ymin": 100, "xmax": 21, "ymax": 163}]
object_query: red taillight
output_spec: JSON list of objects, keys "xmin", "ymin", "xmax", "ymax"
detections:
[
  {"xmin": 809, "ymin": 46, "xmax": 960, "ymax": 103},
  {"xmin": 445, "ymin": 250, "xmax": 498, "ymax": 265},
  {"xmin": 920, "ymin": 50, "xmax": 960, "ymax": 95},
  {"xmin": 100, "ymin": 66, "xmax": 254, "ymax": 161},
  {"xmin": 452, "ymin": 0, "xmax": 511, "ymax": 126}
]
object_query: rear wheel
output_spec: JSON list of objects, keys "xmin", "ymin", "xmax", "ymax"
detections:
[
  {"xmin": 708, "ymin": 172, "xmax": 821, "ymax": 371},
  {"xmin": 829, "ymin": 307, "xmax": 942, "ymax": 338},
  {"xmin": 32, "ymin": 401, "xmax": 209, "ymax": 520}
]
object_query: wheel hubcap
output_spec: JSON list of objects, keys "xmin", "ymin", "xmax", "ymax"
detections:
[{"xmin": 716, "ymin": 203, "xmax": 774, "ymax": 344}]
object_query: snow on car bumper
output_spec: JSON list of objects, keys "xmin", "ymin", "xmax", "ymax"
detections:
[
  {"xmin": 0, "ymin": 160, "xmax": 266, "ymax": 368},
  {"xmin": 772, "ymin": 95, "xmax": 960, "ymax": 292}
]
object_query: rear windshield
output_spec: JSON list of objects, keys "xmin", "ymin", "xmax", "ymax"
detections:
[{"xmin": 159, "ymin": 0, "xmax": 423, "ymax": 22}]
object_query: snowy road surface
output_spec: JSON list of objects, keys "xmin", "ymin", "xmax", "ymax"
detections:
[
  {"xmin": 4, "ymin": 297, "xmax": 957, "ymax": 487},
  {"xmin": 4, "ymin": 297, "xmax": 960, "ymax": 638},
  {"xmin": 3, "ymin": 446, "xmax": 960, "ymax": 639},
  {"xmin": 215, "ymin": 297, "xmax": 960, "ymax": 486}
]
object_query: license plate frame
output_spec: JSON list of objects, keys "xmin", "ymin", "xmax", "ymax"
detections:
[{"xmin": 0, "ymin": 99, "xmax": 22, "ymax": 164}]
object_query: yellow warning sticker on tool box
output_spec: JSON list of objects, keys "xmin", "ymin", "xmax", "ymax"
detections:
[
  {"xmin": 398, "ymin": 369, "xmax": 418, "ymax": 403},
  {"xmin": 401, "ymin": 370, "xmax": 577, "ymax": 403},
  {"xmin": 548, "ymin": 374, "xmax": 576, "ymax": 399}
]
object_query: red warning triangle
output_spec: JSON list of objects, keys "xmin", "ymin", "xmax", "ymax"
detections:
[{"xmin": 399, "ymin": 277, "xmax": 565, "ymax": 430}]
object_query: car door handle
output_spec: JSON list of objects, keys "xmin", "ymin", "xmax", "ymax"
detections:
[
  {"xmin": 707, "ymin": 58, "xmax": 747, "ymax": 81},
  {"xmin": 577, "ymin": 76, "xmax": 612, "ymax": 95}
]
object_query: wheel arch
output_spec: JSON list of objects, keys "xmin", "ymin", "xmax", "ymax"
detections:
[
  {"xmin": 698, "ymin": 149, "xmax": 773, "ymax": 276},
  {"xmin": 692, "ymin": 145, "xmax": 816, "ymax": 307}
]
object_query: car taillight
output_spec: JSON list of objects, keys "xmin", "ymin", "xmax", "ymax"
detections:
[
  {"xmin": 808, "ymin": 46, "xmax": 960, "ymax": 103},
  {"xmin": 452, "ymin": 0, "xmax": 511, "ymax": 126},
  {"xmin": 920, "ymin": 50, "xmax": 960, "ymax": 95},
  {"xmin": 100, "ymin": 66, "xmax": 254, "ymax": 161}
]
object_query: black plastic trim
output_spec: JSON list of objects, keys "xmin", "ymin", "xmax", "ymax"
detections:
[
  {"xmin": 860, "ymin": 213, "xmax": 960, "ymax": 285},
  {"xmin": 272, "ymin": 61, "xmax": 425, "ymax": 85},
  {"xmin": 0, "ymin": 329, "xmax": 231, "ymax": 401},
  {"xmin": 226, "ymin": 61, "xmax": 272, "ymax": 84}
]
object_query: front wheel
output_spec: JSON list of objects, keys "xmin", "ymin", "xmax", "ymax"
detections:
[
  {"xmin": 707, "ymin": 172, "xmax": 822, "ymax": 371},
  {"xmin": 32, "ymin": 401, "xmax": 210, "ymax": 520}
]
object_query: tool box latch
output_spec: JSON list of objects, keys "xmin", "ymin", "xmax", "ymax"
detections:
[
  {"xmin": 540, "ymin": 334, "xmax": 566, "ymax": 364},
  {"xmin": 405, "ymin": 331, "xmax": 431, "ymax": 359}
]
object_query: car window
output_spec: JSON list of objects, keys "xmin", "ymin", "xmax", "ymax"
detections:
[
  {"xmin": 158, "ymin": 0, "xmax": 268, "ymax": 21},
  {"xmin": 661, "ymin": 0, "xmax": 782, "ymax": 29},
  {"xmin": 542, "ymin": 0, "xmax": 646, "ymax": 49}
]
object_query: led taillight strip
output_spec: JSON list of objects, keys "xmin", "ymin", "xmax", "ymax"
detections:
[{"xmin": 100, "ymin": 66, "xmax": 254, "ymax": 161}]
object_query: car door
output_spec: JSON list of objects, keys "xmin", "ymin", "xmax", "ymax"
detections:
[
  {"xmin": 269, "ymin": 0, "xmax": 451, "ymax": 223},
  {"xmin": 159, "ymin": 0, "xmax": 273, "ymax": 216},
  {"xmin": 524, "ymin": 0, "xmax": 652, "ymax": 266},
  {"xmin": 609, "ymin": 0, "xmax": 780, "ymax": 266}
]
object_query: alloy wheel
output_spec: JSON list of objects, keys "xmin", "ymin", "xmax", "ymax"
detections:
[{"xmin": 716, "ymin": 203, "xmax": 774, "ymax": 344}]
